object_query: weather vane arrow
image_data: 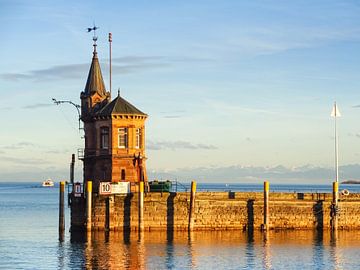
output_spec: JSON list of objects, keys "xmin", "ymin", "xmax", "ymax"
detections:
[{"xmin": 87, "ymin": 26, "xmax": 99, "ymax": 33}]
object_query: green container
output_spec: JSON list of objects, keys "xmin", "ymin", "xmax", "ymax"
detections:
[{"xmin": 149, "ymin": 180, "xmax": 172, "ymax": 192}]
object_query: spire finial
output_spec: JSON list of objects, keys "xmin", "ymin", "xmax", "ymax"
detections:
[
  {"xmin": 118, "ymin": 88, "xmax": 120, "ymax": 97},
  {"xmin": 87, "ymin": 24, "xmax": 99, "ymax": 55}
]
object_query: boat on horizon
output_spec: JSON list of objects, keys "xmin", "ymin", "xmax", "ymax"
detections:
[{"xmin": 42, "ymin": 179, "xmax": 54, "ymax": 187}]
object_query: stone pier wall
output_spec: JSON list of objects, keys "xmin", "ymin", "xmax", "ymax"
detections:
[{"xmin": 70, "ymin": 191, "xmax": 360, "ymax": 231}]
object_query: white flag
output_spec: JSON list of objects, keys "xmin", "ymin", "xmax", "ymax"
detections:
[{"xmin": 331, "ymin": 102, "xmax": 341, "ymax": 117}]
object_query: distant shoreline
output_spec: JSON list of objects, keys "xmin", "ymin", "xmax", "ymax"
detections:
[{"xmin": 341, "ymin": 180, "xmax": 360, "ymax": 184}]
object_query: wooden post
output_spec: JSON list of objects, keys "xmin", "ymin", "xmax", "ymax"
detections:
[
  {"xmin": 86, "ymin": 181, "xmax": 92, "ymax": 232},
  {"xmin": 263, "ymin": 181, "xmax": 270, "ymax": 231},
  {"xmin": 70, "ymin": 154, "xmax": 75, "ymax": 185},
  {"xmin": 331, "ymin": 181, "xmax": 339, "ymax": 231},
  {"xmin": 139, "ymin": 181, "xmax": 144, "ymax": 231},
  {"xmin": 59, "ymin": 181, "xmax": 65, "ymax": 239},
  {"xmin": 188, "ymin": 181, "xmax": 197, "ymax": 231}
]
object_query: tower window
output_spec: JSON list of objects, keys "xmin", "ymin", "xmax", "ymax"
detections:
[
  {"xmin": 118, "ymin": 128, "xmax": 128, "ymax": 148},
  {"xmin": 135, "ymin": 128, "xmax": 141, "ymax": 149},
  {"xmin": 100, "ymin": 127, "xmax": 109, "ymax": 149}
]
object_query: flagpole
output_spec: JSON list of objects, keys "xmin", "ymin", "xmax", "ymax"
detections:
[
  {"xmin": 335, "ymin": 104, "xmax": 339, "ymax": 183},
  {"xmin": 332, "ymin": 101, "xmax": 340, "ymax": 183},
  {"xmin": 109, "ymin": 32, "xmax": 112, "ymax": 99}
]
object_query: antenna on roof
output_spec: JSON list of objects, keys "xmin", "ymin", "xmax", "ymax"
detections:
[{"xmin": 109, "ymin": 32, "xmax": 112, "ymax": 99}]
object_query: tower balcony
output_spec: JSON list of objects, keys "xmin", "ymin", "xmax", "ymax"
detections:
[{"xmin": 77, "ymin": 148, "xmax": 112, "ymax": 160}]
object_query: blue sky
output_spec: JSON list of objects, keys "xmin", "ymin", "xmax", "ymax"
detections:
[{"xmin": 1, "ymin": 0, "xmax": 360, "ymax": 183}]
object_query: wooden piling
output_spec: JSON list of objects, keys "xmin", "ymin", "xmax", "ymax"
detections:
[
  {"xmin": 139, "ymin": 181, "xmax": 144, "ymax": 231},
  {"xmin": 86, "ymin": 181, "xmax": 92, "ymax": 232},
  {"xmin": 70, "ymin": 154, "xmax": 75, "ymax": 185},
  {"xmin": 59, "ymin": 181, "xmax": 65, "ymax": 238},
  {"xmin": 263, "ymin": 181, "xmax": 270, "ymax": 230},
  {"xmin": 331, "ymin": 181, "xmax": 339, "ymax": 231},
  {"xmin": 188, "ymin": 181, "xmax": 197, "ymax": 231}
]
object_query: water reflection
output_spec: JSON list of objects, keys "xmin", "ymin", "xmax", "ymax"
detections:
[
  {"xmin": 63, "ymin": 230, "xmax": 360, "ymax": 269},
  {"xmin": 245, "ymin": 229, "xmax": 255, "ymax": 269},
  {"xmin": 329, "ymin": 230, "xmax": 342, "ymax": 270},
  {"xmin": 262, "ymin": 230, "xmax": 272, "ymax": 270},
  {"xmin": 187, "ymin": 231, "xmax": 197, "ymax": 269},
  {"xmin": 312, "ymin": 229, "xmax": 324, "ymax": 270}
]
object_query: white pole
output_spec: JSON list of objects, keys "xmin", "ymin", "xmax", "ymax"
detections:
[
  {"xmin": 331, "ymin": 101, "xmax": 340, "ymax": 183},
  {"xmin": 335, "ymin": 108, "xmax": 339, "ymax": 183},
  {"xmin": 109, "ymin": 32, "xmax": 112, "ymax": 99}
]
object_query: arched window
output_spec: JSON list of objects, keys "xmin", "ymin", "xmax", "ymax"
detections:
[
  {"xmin": 121, "ymin": 169, "xmax": 126, "ymax": 181},
  {"xmin": 100, "ymin": 127, "xmax": 109, "ymax": 149}
]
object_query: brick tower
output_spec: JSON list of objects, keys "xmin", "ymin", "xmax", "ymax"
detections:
[{"xmin": 80, "ymin": 39, "xmax": 148, "ymax": 192}]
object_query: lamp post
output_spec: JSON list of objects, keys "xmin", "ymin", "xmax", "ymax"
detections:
[{"xmin": 52, "ymin": 98, "xmax": 82, "ymax": 131}]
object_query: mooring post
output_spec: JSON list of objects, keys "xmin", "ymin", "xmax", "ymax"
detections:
[
  {"xmin": 139, "ymin": 181, "xmax": 144, "ymax": 231},
  {"xmin": 188, "ymin": 181, "xmax": 197, "ymax": 231},
  {"xmin": 263, "ymin": 181, "xmax": 270, "ymax": 231},
  {"xmin": 59, "ymin": 181, "xmax": 65, "ymax": 239},
  {"xmin": 70, "ymin": 154, "xmax": 75, "ymax": 185},
  {"xmin": 86, "ymin": 181, "xmax": 92, "ymax": 232},
  {"xmin": 331, "ymin": 181, "xmax": 339, "ymax": 231}
]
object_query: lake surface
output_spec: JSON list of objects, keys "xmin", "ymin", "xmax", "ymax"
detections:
[{"xmin": 1, "ymin": 182, "xmax": 360, "ymax": 269}]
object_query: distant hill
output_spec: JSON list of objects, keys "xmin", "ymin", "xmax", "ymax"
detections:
[{"xmin": 341, "ymin": 180, "xmax": 360, "ymax": 184}]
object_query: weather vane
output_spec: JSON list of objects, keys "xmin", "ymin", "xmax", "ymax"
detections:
[{"xmin": 87, "ymin": 24, "xmax": 99, "ymax": 52}]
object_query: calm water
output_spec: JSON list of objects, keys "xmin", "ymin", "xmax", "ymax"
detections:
[{"xmin": 1, "ymin": 182, "xmax": 360, "ymax": 269}]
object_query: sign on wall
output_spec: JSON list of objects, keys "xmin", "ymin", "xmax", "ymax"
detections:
[
  {"xmin": 74, "ymin": 182, "xmax": 82, "ymax": 197},
  {"xmin": 112, "ymin": 182, "xmax": 130, "ymax": 194},
  {"xmin": 99, "ymin": 182, "xmax": 130, "ymax": 195},
  {"xmin": 100, "ymin": 182, "xmax": 112, "ymax": 195}
]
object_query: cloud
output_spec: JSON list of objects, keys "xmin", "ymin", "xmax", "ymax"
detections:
[
  {"xmin": 148, "ymin": 140, "xmax": 217, "ymax": 150},
  {"xmin": 0, "ymin": 165, "xmax": 82, "ymax": 182},
  {"xmin": 163, "ymin": 115, "xmax": 182, "ymax": 119},
  {"xmin": 45, "ymin": 149, "xmax": 69, "ymax": 154},
  {"xmin": 0, "ymin": 57, "xmax": 166, "ymax": 82},
  {"xmin": 22, "ymin": 103, "xmax": 54, "ymax": 109},
  {"xmin": 160, "ymin": 110, "xmax": 187, "ymax": 119},
  {"xmin": 0, "ymin": 55, "xmax": 214, "ymax": 82},
  {"xmin": 348, "ymin": 133, "xmax": 360, "ymax": 139},
  {"xmin": 149, "ymin": 164, "xmax": 360, "ymax": 183},
  {"xmin": 1, "ymin": 63, "xmax": 90, "ymax": 82},
  {"xmin": 112, "ymin": 56, "xmax": 165, "ymax": 63},
  {"xmin": 0, "ymin": 155, "xmax": 49, "ymax": 165},
  {"xmin": 1, "ymin": 142, "xmax": 36, "ymax": 150},
  {"xmin": 0, "ymin": 57, "xmax": 151, "ymax": 82},
  {"xmin": 353, "ymin": 105, "xmax": 360, "ymax": 108}
]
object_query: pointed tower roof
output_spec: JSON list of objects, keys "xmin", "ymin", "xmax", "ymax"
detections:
[
  {"xmin": 97, "ymin": 92, "xmax": 147, "ymax": 116},
  {"xmin": 84, "ymin": 49, "xmax": 107, "ymax": 96}
]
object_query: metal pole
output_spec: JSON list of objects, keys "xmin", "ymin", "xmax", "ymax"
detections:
[
  {"xmin": 263, "ymin": 181, "xmax": 270, "ymax": 231},
  {"xmin": 188, "ymin": 181, "xmax": 197, "ymax": 231},
  {"xmin": 139, "ymin": 181, "xmax": 144, "ymax": 232},
  {"xmin": 86, "ymin": 181, "xmax": 92, "ymax": 232},
  {"xmin": 109, "ymin": 32, "xmax": 112, "ymax": 98},
  {"xmin": 332, "ymin": 181, "xmax": 339, "ymax": 231},
  {"xmin": 59, "ymin": 181, "xmax": 65, "ymax": 240},
  {"xmin": 335, "ymin": 109, "xmax": 339, "ymax": 183}
]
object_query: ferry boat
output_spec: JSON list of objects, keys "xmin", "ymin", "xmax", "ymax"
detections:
[{"xmin": 42, "ymin": 179, "xmax": 54, "ymax": 187}]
